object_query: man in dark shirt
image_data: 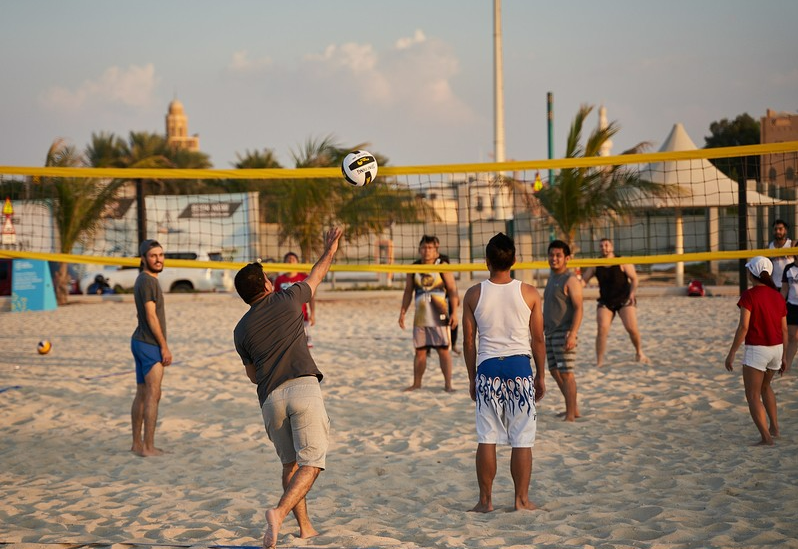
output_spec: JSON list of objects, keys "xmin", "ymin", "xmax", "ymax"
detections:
[
  {"xmin": 233, "ymin": 227, "xmax": 341, "ymax": 549},
  {"xmin": 581, "ymin": 238, "xmax": 649, "ymax": 368},
  {"xmin": 131, "ymin": 239, "xmax": 172, "ymax": 457}
]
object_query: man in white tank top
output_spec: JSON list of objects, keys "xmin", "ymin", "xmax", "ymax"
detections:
[
  {"xmin": 769, "ymin": 219, "xmax": 794, "ymax": 290},
  {"xmin": 462, "ymin": 233, "xmax": 546, "ymax": 513}
]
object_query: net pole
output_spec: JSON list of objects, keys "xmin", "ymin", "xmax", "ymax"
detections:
[
  {"xmin": 136, "ymin": 178, "xmax": 147, "ymax": 246},
  {"xmin": 738, "ymin": 174, "xmax": 748, "ymax": 295}
]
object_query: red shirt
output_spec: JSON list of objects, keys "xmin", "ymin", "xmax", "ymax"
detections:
[
  {"xmin": 274, "ymin": 272, "xmax": 310, "ymax": 320},
  {"xmin": 737, "ymin": 285, "xmax": 786, "ymax": 346}
]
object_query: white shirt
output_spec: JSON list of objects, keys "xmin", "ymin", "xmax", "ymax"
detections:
[
  {"xmin": 474, "ymin": 279, "xmax": 532, "ymax": 366},
  {"xmin": 769, "ymin": 238, "xmax": 794, "ymax": 289}
]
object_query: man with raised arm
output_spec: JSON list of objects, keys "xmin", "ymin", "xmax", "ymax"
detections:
[{"xmin": 233, "ymin": 227, "xmax": 342, "ymax": 549}]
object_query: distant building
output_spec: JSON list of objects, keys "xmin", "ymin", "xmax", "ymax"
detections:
[
  {"xmin": 165, "ymin": 99, "xmax": 200, "ymax": 152},
  {"xmin": 760, "ymin": 108, "xmax": 798, "ymax": 187}
]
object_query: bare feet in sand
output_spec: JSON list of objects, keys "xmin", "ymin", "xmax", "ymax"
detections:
[
  {"xmin": 131, "ymin": 446, "xmax": 165, "ymax": 457},
  {"xmin": 263, "ymin": 509, "xmax": 280, "ymax": 549},
  {"xmin": 556, "ymin": 411, "xmax": 581, "ymax": 421},
  {"xmin": 636, "ymin": 353, "xmax": 651, "ymax": 364},
  {"xmin": 469, "ymin": 502, "xmax": 493, "ymax": 513},
  {"xmin": 403, "ymin": 384, "xmax": 421, "ymax": 392},
  {"xmin": 514, "ymin": 499, "xmax": 538, "ymax": 511}
]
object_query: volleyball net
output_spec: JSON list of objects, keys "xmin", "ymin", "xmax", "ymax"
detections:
[{"xmin": 1, "ymin": 141, "xmax": 798, "ymax": 286}]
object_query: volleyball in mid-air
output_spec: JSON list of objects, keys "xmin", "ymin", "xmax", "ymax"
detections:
[
  {"xmin": 37, "ymin": 340, "xmax": 52, "ymax": 355},
  {"xmin": 341, "ymin": 150, "xmax": 378, "ymax": 187}
]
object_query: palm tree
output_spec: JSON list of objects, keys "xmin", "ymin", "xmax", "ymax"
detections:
[
  {"xmin": 269, "ymin": 135, "xmax": 343, "ymax": 260},
  {"xmin": 85, "ymin": 132, "xmax": 127, "ymax": 168},
  {"xmin": 534, "ymin": 104, "xmax": 669, "ymax": 250},
  {"xmin": 257, "ymin": 135, "xmax": 427, "ymax": 261},
  {"xmin": 43, "ymin": 139, "xmax": 126, "ymax": 304}
]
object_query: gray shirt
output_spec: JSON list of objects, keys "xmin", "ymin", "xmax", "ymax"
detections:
[
  {"xmin": 543, "ymin": 271, "xmax": 574, "ymax": 335},
  {"xmin": 233, "ymin": 281, "xmax": 322, "ymax": 407},
  {"xmin": 132, "ymin": 272, "xmax": 166, "ymax": 345}
]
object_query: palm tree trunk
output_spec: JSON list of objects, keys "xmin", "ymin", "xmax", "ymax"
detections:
[{"xmin": 55, "ymin": 262, "xmax": 69, "ymax": 306}]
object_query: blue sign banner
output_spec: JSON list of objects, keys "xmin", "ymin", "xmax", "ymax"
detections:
[{"xmin": 11, "ymin": 259, "xmax": 57, "ymax": 312}]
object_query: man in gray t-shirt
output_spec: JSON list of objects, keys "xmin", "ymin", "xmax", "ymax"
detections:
[
  {"xmin": 233, "ymin": 227, "xmax": 341, "ymax": 549},
  {"xmin": 543, "ymin": 240, "xmax": 583, "ymax": 423},
  {"xmin": 130, "ymin": 239, "xmax": 172, "ymax": 457}
]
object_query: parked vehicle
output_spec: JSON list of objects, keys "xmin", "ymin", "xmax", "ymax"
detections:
[
  {"xmin": 0, "ymin": 259, "xmax": 83, "ymax": 296},
  {"xmin": 79, "ymin": 250, "xmax": 234, "ymax": 294}
]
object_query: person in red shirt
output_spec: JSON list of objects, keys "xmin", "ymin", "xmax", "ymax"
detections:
[
  {"xmin": 725, "ymin": 256, "xmax": 787, "ymax": 446},
  {"xmin": 274, "ymin": 252, "xmax": 316, "ymax": 348}
]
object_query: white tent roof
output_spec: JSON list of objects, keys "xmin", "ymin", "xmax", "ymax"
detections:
[{"xmin": 638, "ymin": 123, "xmax": 782, "ymax": 208}]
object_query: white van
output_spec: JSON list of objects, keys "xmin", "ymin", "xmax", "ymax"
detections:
[{"xmin": 80, "ymin": 250, "xmax": 234, "ymax": 294}]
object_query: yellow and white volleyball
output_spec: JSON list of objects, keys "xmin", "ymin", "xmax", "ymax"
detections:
[
  {"xmin": 341, "ymin": 150, "xmax": 378, "ymax": 187},
  {"xmin": 37, "ymin": 340, "xmax": 52, "ymax": 355}
]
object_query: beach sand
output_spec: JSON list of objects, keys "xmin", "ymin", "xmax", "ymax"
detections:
[{"xmin": 1, "ymin": 290, "xmax": 797, "ymax": 549}]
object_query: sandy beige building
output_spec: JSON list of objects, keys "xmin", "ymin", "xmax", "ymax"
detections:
[
  {"xmin": 165, "ymin": 98, "xmax": 200, "ymax": 152},
  {"xmin": 761, "ymin": 108, "xmax": 798, "ymax": 186}
]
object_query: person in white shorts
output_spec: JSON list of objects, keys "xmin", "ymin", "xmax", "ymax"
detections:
[
  {"xmin": 725, "ymin": 256, "xmax": 787, "ymax": 446},
  {"xmin": 462, "ymin": 232, "xmax": 546, "ymax": 512}
]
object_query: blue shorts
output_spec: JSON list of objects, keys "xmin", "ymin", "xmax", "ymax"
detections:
[
  {"xmin": 474, "ymin": 355, "xmax": 537, "ymax": 447},
  {"xmin": 131, "ymin": 339, "xmax": 163, "ymax": 384}
]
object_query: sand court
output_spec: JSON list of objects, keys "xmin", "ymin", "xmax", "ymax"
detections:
[{"xmin": 1, "ymin": 292, "xmax": 797, "ymax": 548}]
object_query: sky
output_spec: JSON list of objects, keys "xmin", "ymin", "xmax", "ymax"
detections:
[{"xmin": 1, "ymin": 0, "xmax": 797, "ymax": 170}]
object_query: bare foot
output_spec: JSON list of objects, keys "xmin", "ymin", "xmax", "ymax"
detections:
[
  {"xmin": 299, "ymin": 526, "xmax": 319, "ymax": 539},
  {"xmin": 636, "ymin": 353, "xmax": 651, "ymax": 364},
  {"xmin": 444, "ymin": 386, "xmax": 455, "ymax": 393},
  {"xmin": 596, "ymin": 361, "xmax": 604, "ymax": 368},
  {"xmin": 135, "ymin": 447, "xmax": 165, "ymax": 457},
  {"xmin": 469, "ymin": 502, "xmax": 493, "ymax": 513},
  {"xmin": 556, "ymin": 411, "xmax": 581, "ymax": 419},
  {"xmin": 753, "ymin": 438, "xmax": 775, "ymax": 446},
  {"xmin": 263, "ymin": 509, "xmax": 280, "ymax": 549},
  {"xmin": 514, "ymin": 500, "xmax": 538, "ymax": 511},
  {"xmin": 770, "ymin": 427, "xmax": 780, "ymax": 438},
  {"xmin": 403, "ymin": 385, "xmax": 421, "ymax": 392}
]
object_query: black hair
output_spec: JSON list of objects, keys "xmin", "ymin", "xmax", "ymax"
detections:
[
  {"xmin": 283, "ymin": 251, "xmax": 299, "ymax": 262},
  {"xmin": 485, "ymin": 232, "xmax": 515, "ymax": 271},
  {"xmin": 418, "ymin": 235, "xmax": 440, "ymax": 246},
  {"xmin": 548, "ymin": 239, "xmax": 571, "ymax": 257},
  {"xmin": 773, "ymin": 219, "xmax": 790, "ymax": 230},
  {"xmin": 235, "ymin": 262, "xmax": 267, "ymax": 304}
]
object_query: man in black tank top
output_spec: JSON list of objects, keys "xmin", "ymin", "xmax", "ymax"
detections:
[{"xmin": 581, "ymin": 239, "xmax": 649, "ymax": 368}]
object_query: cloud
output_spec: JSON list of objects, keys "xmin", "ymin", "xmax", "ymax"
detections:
[
  {"xmin": 395, "ymin": 29, "xmax": 426, "ymax": 50},
  {"xmin": 41, "ymin": 64, "xmax": 158, "ymax": 111},
  {"xmin": 298, "ymin": 29, "xmax": 475, "ymax": 124},
  {"xmin": 228, "ymin": 50, "xmax": 272, "ymax": 72}
]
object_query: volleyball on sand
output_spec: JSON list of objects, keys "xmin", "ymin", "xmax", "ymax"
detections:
[
  {"xmin": 341, "ymin": 150, "xmax": 378, "ymax": 187},
  {"xmin": 37, "ymin": 340, "xmax": 52, "ymax": 355}
]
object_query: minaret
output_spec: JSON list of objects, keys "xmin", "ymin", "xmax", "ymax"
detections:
[
  {"xmin": 166, "ymin": 99, "xmax": 200, "ymax": 151},
  {"xmin": 598, "ymin": 105, "xmax": 613, "ymax": 157}
]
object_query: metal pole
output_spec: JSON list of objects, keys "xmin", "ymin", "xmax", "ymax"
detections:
[
  {"xmin": 738, "ymin": 174, "xmax": 748, "ymax": 295},
  {"xmin": 547, "ymin": 91, "xmax": 554, "ymax": 185},
  {"xmin": 136, "ymin": 178, "xmax": 146, "ymax": 248},
  {"xmin": 493, "ymin": 0, "xmax": 505, "ymax": 164}
]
